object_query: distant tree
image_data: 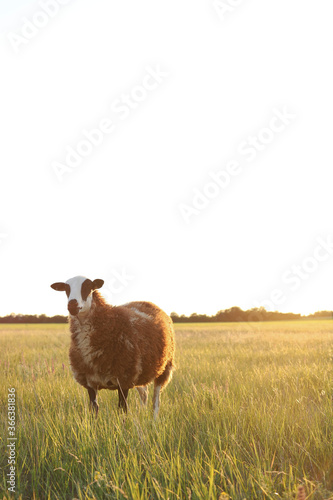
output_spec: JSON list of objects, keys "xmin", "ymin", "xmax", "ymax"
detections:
[
  {"xmin": 170, "ymin": 312, "xmax": 180, "ymax": 322},
  {"xmin": 307, "ymin": 310, "xmax": 333, "ymax": 319}
]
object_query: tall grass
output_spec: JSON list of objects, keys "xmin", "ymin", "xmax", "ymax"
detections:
[{"xmin": 1, "ymin": 321, "xmax": 333, "ymax": 499}]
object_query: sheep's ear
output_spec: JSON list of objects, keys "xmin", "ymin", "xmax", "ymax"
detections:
[
  {"xmin": 92, "ymin": 279, "xmax": 104, "ymax": 290},
  {"xmin": 51, "ymin": 282, "xmax": 67, "ymax": 291}
]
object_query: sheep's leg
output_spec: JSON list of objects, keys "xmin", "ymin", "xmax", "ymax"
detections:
[
  {"xmin": 87, "ymin": 387, "xmax": 99, "ymax": 416},
  {"xmin": 152, "ymin": 384, "xmax": 161, "ymax": 419},
  {"xmin": 117, "ymin": 387, "xmax": 129, "ymax": 412},
  {"xmin": 152, "ymin": 361, "xmax": 173, "ymax": 419},
  {"xmin": 136, "ymin": 386, "xmax": 148, "ymax": 406}
]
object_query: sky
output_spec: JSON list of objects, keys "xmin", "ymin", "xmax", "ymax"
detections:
[{"xmin": 0, "ymin": 0, "xmax": 333, "ymax": 317}]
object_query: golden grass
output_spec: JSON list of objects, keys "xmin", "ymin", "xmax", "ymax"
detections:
[{"xmin": 1, "ymin": 320, "xmax": 333, "ymax": 499}]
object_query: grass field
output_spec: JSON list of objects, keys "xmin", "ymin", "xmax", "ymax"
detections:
[{"xmin": 1, "ymin": 321, "xmax": 333, "ymax": 499}]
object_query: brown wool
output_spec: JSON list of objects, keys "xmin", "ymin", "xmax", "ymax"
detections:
[{"xmin": 68, "ymin": 290, "xmax": 175, "ymax": 408}]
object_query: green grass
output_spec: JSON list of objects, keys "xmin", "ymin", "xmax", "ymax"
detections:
[{"xmin": 1, "ymin": 321, "xmax": 333, "ymax": 499}]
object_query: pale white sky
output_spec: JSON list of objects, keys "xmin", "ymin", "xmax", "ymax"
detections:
[{"xmin": 1, "ymin": 0, "xmax": 333, "ymax": 317}]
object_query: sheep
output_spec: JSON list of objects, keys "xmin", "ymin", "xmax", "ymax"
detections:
[{"xmin": 51, "ymin": 275, "xmax": 175, "ymax": 418}]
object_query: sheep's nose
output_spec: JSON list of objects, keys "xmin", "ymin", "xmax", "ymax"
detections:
[{"xmin": 68, "ymin": 299, "xmax": 79, "ymax": 316}]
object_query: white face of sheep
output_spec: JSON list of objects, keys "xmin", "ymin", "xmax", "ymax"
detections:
[{"xmin": 50, "ymin": 276, "xmax": 104, "ymax": 316}]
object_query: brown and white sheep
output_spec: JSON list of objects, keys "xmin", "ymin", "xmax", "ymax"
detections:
[{"xmin": 51, "ymin": 275, "xmax": 175, "ymax": 418}]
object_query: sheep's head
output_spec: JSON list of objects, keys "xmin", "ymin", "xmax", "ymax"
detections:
[{"xmin": 51, "ymin": 276, "xmax": 104, "ymax": 316}]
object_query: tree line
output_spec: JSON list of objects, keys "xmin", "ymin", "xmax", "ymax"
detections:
[
  {"xmin": 0, "ymin": 314, "xmax": 68, "ymax": 324},
  {"xmin": 0, "ymin": 307, "xmax": 331, "ymax": 323},
  {"xmin": 170, "ymin": 307, "xmax": 332, "ymax": 322}
]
